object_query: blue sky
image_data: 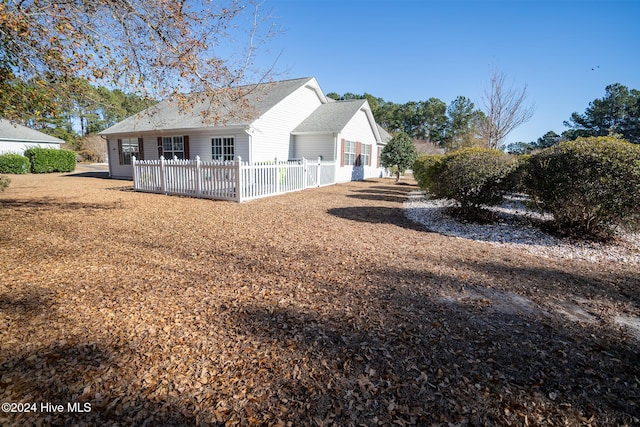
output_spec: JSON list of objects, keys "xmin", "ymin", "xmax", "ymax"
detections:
[{"xmin": 256, "ymin": 0, "xmax": 640, "ymax": 145}]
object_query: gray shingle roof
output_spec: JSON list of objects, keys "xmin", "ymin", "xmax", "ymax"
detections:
[
  {"xmin": 292, "ymin": 99, "xmax": 367, "ymax": 134},
  {"xmin": 0, "ymin": 119, "xmax": 64, "ymax": 144},
  {"xmin": 376, "ymin": 124, "xmax": 392, "ymax": 143},
  {"xmin": 99, "ymin": 77, "xmax": 315, "ymax": 135}
]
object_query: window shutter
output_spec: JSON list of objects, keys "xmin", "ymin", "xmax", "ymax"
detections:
[
  {"xmin": 157, "ymin": 137, "xmax": 163, "ymax": 158},
  {"xmin": 138, "ymin": 137, "xmax": 144, "ymax": 160},
  {"xmin": 117, "ymin": 139, "xmax": 123, "ymax": 165},
  {"xmin": 355, "ymin": 141, "xmax": 362, "ymax": 167},
  {"xmin": 340, "ymin": 139, "xmax": 345, "ymax": 167},
  {"xmin": 184, "ymin": 135, "xmax": 190, "ymax": 159},
  {"xmin": 377, "ymin": 147, "xmax": 381, "ymax": 168}
]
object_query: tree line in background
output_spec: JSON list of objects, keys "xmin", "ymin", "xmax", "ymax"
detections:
[
  {"xmin": 329, "ymin": 70, "xmax": 536, "ymax": 152},
  {"xmin": 503, "ymin": 83, "xmax": 639, "ymax": 153},
  {"xmin": 330, "ymin": 82, "xmax": 639, "ymax": 156},
  {"xmin": 327, "ymin": 91, "xmax": 485, "ymax": 153}
]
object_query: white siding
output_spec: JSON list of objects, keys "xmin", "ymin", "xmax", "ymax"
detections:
[
  {"xmin": 186, "ymin": 130, "xmax": 249, "ymax": 162},
  {"xmin": 250, "ymin": 83, "xmax": 324, "ymax": 162},
  {"xmin": 292, "ymin": 134, "xmax": 334, "ymax": 161},
  {"xmin": 341, "ymin": 109, "xmax": 377, "ymax": 145},
  {"xmin": 107, "ymin": 138, "xmax": 132, "ymax": 179},
  {"xmin": 335, "ymin": 109, "xmax": 388, "ymax": 181},
  {"xmin": 0, "ymin": 140, "xmax": 60, "ymax": 155}
]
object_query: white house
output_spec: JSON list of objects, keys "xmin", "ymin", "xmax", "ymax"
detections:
[
  {"xmin": 99, "ymin": 77, "xmax": 391, "ymax": 181},
  {"xmin": 0, "ymin": 119, "xmax": 64, "ymax": 154}
]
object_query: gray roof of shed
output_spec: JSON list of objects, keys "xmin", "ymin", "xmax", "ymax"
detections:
[
  {"xmin": 0, "ymin": 119, "xmax": 64, "ymax": 144},
  {"xmin": 292, "ymin": 99, "xmax": 367, "ymax": 134},
  {"xmin": 100, "ymin": 77, "xmax": 316, "ymax": 135}
]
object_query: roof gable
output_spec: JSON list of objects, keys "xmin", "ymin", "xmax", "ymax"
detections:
[
  {"xmin": 292, "ymin": 99, "xmax": 367, "ymax": 134},
  {"xmin": 100, "ymin": 77, "xmax": 317, "ymax": 135},
  {"xmin": 292, "ymin": 99, "xmax": 384, "ymax": 143}
]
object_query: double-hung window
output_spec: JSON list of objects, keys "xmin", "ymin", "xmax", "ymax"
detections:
[
  {"xmin": 212, "ymin": 137, "xmax": 235, "ymax": 161},
  {"xmin": 361, "ymin": 144, "xmax": 371, "ymax": 166},
  {"xmin": 120, "ymin": 138, "xmax": 139, "ymax": 165},
  {"xmin": 163, "ymin": 136, "xmax": 184, "ymax": 159},
  {"xmin": 343, "ymin": 140, "xmax": 356, "ymax": 166}
]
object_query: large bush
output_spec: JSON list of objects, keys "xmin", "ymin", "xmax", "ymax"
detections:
[
  {"xmin": 423, "ymin": 147, "xmax": 518, "ymax": 216},
  {"xmin": 524, "ymin": 136, "xmax": 640, "ymax": 238},
  {"xmin": 412, "ymin": 154, "xmax": 442, "ymax": 191},
  {"xmin": 0, "ymin": 153, "xmax": 30, "ymax": 174},
  {"xmin": 24, "ymin": 147, "xmax": 76, "ymax": 173}
]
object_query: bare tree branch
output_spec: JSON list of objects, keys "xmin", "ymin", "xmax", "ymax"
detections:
[
  {"xmin": 0, "ymin": 0, "xmax": 279, "ymax": 123},
  {"xmin": 479, "ymin": 70, "xmax": 535, "ymax": 149}
]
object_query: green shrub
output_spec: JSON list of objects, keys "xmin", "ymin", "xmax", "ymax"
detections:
[
  {"xmin": 505, "ymin": 154, "xmax": 531, "ymax": 193},
  {"xmin": 0, "ymin": 175, "xmax": 9, "ymax": 192},
  {"xmin": 524, "ymin": 136, "xmax": 640, "ymax": 239},
  {"xmin": 412, "ymin": 154, "xmax": 443, "ymax": 191},
  {"xmin": 24, "ymin": 147, "xmax": 76, "ymax": 173},
  {"xmin": 423, "ymin": 147, "xmax": 519, "ymax": 216},
  {"xmin": 0, "ymin": 153, "xmax": 30, "ymax": 174}
]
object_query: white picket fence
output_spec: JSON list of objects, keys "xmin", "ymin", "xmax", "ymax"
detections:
[{"xmin": 132, "ymin": 156, "xmax": 337, "ymax": 202}]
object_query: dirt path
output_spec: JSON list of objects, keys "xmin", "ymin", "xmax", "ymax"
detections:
[{"xmin": 1, "ymin": 168, "xmax": 639, "ymax": 426}]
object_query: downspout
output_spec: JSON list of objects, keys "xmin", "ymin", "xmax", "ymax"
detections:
[
  {"xmin": 100, "ymin": 135, "xmax": 113, "ymax": 178},
  {"xmin": 333, "ymin": 132, "xmax": 338, "ymax": 180},
  {"xmin": 245, "ymin": 126, "xmax": 253, "ymax": 164}
]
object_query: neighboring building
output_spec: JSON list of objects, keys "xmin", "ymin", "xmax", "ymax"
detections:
[
  {"xmin": 100, "ymin": 77, "xmax": 390, "ymax": 180},
  {"xmin": 0, "ymin": 119, "xmax": 64, "ymax": 154}
]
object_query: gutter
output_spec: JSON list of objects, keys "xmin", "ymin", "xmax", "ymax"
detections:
[{"xmin": 0, "ymin": 138, "xmax": 63, "ymax": 144}]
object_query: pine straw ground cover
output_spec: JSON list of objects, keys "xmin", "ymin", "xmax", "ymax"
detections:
[{"xmin": 0, "ymin": 165, "xmax": 639, "ymax": 427}]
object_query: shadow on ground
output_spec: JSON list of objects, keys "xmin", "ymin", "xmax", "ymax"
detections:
[
  {"xmin": 0, "ymin": 198, "xmax": 122, "ymax": 211},
  {"xmin": 64, "ymin": 171, "xmax": 111, "ymax": 179}
]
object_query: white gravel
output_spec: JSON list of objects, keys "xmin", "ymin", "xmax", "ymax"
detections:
[{"xmin": 404, "ymin": 191, "xmax": 640, "ymax": 264}]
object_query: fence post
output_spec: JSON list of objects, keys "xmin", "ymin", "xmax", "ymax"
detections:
[
  {"xmin": 302, "ymin": 157, "xmax": 307, "ymax": 190},
  {"xmin": 316, "ymin": 156, "xmax": 322, "ymax": 187},
  {"xmin": 195, "ymin": 155, "xmax": 201, "ymax": 198},
  {"xmin": 131, "ymin": 156, "xmax": 137, "ymax": 190},
  {"xmin": 160, "ymin": 156, "xmax": 166, "ymax": 194},
  {"xmin": 274, "ymin": 157, "xmax": 280, "ymax": 194},
  {"xmin": 235, "ymin": 156, "xmax": 242, "ymax": 202}
]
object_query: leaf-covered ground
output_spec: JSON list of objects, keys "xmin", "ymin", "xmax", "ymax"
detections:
[{"xmin": 1, "ymin": 165, "xmax": 638, "ymax": 426}]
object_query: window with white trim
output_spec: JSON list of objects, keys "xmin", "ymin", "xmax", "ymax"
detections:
[
  {"xmin": 212, "ymin": 137, "xmax": 235, "ymax": 161},
  {"xmin": 120, "ymin": 138, "xmax": 139, "ymax": 165},
  {"xmin": 163, "ymin": 136, "xmax": 184, "ymax": 159},
  {"xmin": 361, "ymin": 144, "xmax": 371, "ymax": 166},
  {"xmin": 343, "ymin": 140, "xmax": 356, "ymax": 166}
]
